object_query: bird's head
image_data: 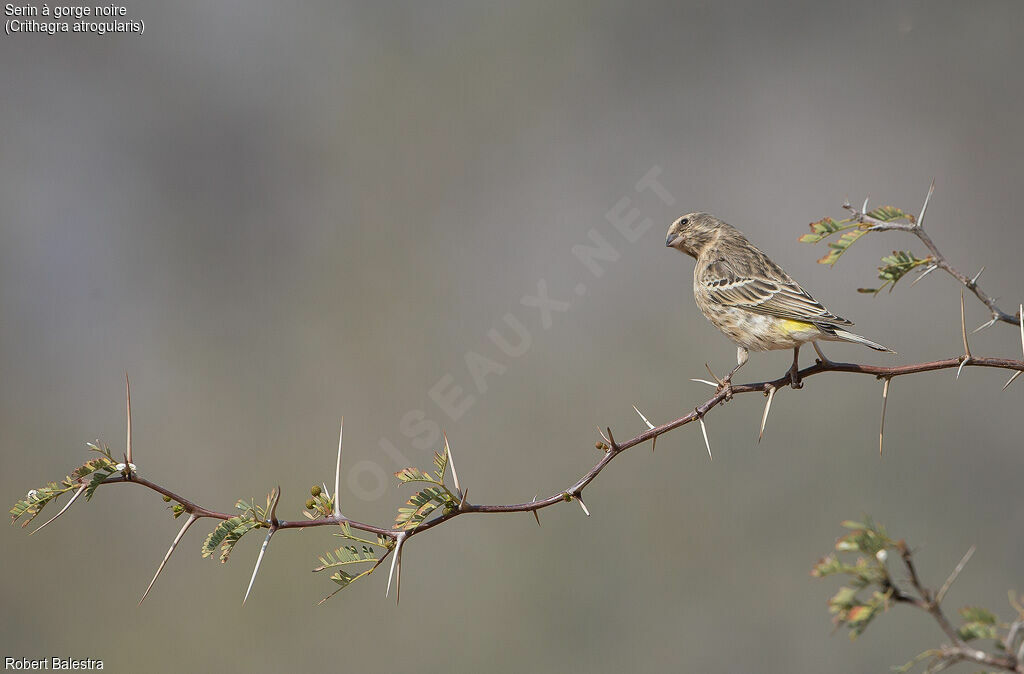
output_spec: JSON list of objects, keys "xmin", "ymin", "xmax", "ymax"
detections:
[{"xmin": 665, "ymin": 212, "xmax": 726, "ymax": 258}]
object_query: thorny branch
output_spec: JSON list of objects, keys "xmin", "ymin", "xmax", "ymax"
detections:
[
  {"xmin": 820, "ymin": 520, "xmax": 1024, "ymax": 673},
  {"xmin": 844, "ymin": 181, "xmax": 1020, "ymax": 328},
  {"xmin": 11, "ymin": 190, "xmax": 1024, "ymax": 617},
  {"xmin": 20, "ymin": 349, "xmax": 1024, "ymax": 603}
]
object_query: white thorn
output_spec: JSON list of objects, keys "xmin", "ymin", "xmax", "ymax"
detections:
[
  {"xmin": 917, "ymin": 179, "xmax": 935, "ymax": 227},
  {"xmin": 333, "ymin": 418, "xmax": 343, "ymax": 518},
  {"xmin": 956, "ymin": 358, "xmax": 969, "ymax": 381},
  {"xmin": 690, "ymin": 378, "xmax": 718, "ymax": 388},
  {"xmin": 697, "ymin": 414, "xmax": 712, "ymax": 461},
  {"xmin": 936, "ymin": 545, "xmax": 975, "ymax": 604},
  {"xmin": 971, "ymin": 318, "xmax": 997, "ymax": 334},
  {"xmin": 125, "ymin": 373, "xmax": 132, "ymax": 467},
  {"xmin": 243, "ymin": 528, "xmax": 275, "ymax": 605},
  {"xmin": 633, "ymin": 404, "xmax": 657, "ymax": 451},
  {"xmin": 30, "ymin": 483, "xmax": 87, "ymax": 535},
  {"xmin": 385, "ymin": 533, "xmax": 406, "ymax": 600},
  {"xmin": 879, "ymin": 378, "xmax": 891, "ymax": 457},
  {"xmin": 758, "ymin": 386, "xmax": 776, "ymax": 444},
  {"xmin": 140, "ymin": 513, "xmax": 198, "ymax": 605},
  {"xmin": 632, "ymin": 404, "xmax": 655, "ymax": 430},
  {"xmin": 911, "ymin": 263, "xmax": 939, "ymax": 286},
  {"xmin": 1003, "ymin": 370, "xmax": 1022, "ymax": 391},
  {"xmin": 970, "ymin": 266, "xmax": 985, "ymax": 285},
  {"xmin": 576, "ymin": 495, "xmax": 590, "ymax": 517},
  {"xmin": 444, "ymin": 432, "xmax": 461, "ymax": 496},
  {"xmin": 596, "ymin": 426, "xmax": 610, "ymax": 445},
  {"xmin": 862, "ymin": 197, "xmax": 870, "ymax": 215},
  {"xmin": 395, "ymin": 542, "xmax": 403, "ymax": 604}
]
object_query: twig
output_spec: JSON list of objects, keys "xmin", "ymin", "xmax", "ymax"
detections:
[
  {"xmin": 70, "ymin": 353, "xmax": 1024, "ymax": 546},
  {"xmin": 845, "ymin": 183, "xmax": 1018, "ymax": 327}
]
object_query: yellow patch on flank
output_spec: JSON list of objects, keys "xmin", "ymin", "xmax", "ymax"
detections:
[{"xmin": 778, "ymin": 319, "xmax": 815, "ymax": 335}]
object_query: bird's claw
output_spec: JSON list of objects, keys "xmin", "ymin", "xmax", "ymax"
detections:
[
  {"xmin": 704, "ymin": 363, "xmax": 733, "ymax": 400},
  {"xmin": 719, "ymin": 378, "xmax": 734, "ymax": 400},
  {"xmin": 789, "ymin": 366, "xmax": 803, "ymax": 389}
]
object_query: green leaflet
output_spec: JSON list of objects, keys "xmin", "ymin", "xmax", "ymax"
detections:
[
  {"xmin": 85, "ymin": 469, "xmax": 115, "ymax": 501},
  {"xmin": 858, "ymin": 251, "xmax": 933, "ymax": 294},
  {"xmin": 393, "ymin": 485, "xmax": 455, "ymax": 531},
  {"xmin": 10, "ymin": 450, "xmax": 117, "ymax": 527},
  {"xmin": 813, "ymin": 517, "xmax": 898, "ymax": 640},
  {"xmin": 313, "ymin": 545, "xmax": 378, "ymax": 572},
  {"xmin": 334, "ymin": 521, "xmax": 391, "ymax": 549},
  {"xmin": 866, "ymin": 205, "xmax": 912, "ymax": 223},
  {"xmin": 957, "ymin": 606, "xmax": 999, "ymax": 641},
  {"xmin": 432, "ymin": 449, "xmax": 449, "ymax": 483},
  {"xmin": 798, "ymin": 216, "xmax": 859, "ymax": 244},
  {"xmin": 394, "ymin": 467, "xmax": 437, "ymax": 485},
  {"xmin": 799, "ymin": 205, "xmax": 916, "ymax": 269}
]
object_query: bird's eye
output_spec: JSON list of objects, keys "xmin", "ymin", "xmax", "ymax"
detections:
[{"xmin": 679, "ymin": 218, "xmax": 689, "ymax": 226}]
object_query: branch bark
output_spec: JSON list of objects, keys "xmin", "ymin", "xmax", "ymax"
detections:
[{"xmin": 86, "ymin": 353, "xmax": 1024, "ymax": 544}]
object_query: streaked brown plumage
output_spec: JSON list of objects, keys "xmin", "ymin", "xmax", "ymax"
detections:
[{"xmin": 666, "ymin": 212, "xmax": 893, "ymax": 387}]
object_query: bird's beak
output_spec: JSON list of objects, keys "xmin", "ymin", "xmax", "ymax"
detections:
[{"xmin": 666, "ymin": 233, "xmax": 679, "ymax": 247}]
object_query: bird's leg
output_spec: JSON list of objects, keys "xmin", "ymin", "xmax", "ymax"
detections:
[
  {"xmin": 717, "ymin": 347, "xmax": 748, "ymax": 399},
  {"xmin": 789, "ymin": 346, "xmax": 803, "ymax": 389},
  {"xmin": 812, "ymin": 341, "xmax": 834, "ymax": 366}
]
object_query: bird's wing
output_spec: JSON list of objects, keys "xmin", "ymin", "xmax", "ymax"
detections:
[{"xmin": 699, "ymin": 257, "xmax": 853, "ymax": 326}]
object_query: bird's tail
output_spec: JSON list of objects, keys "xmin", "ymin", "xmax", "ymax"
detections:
[{"xmin": 830, "ymin": 328, "xmax": 895, "ymax": 353}]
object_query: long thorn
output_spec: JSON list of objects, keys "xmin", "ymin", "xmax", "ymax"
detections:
[
  {"xmin": 935, "ymin": 545, "xmax": 975, "ymax": 604},
  {"xmin": 697, "ymin": 412, "xmax": 712, "ymax": 461},
  {"xmin": 596, "ymin": 427, "xmax": 610, "ymax": 445},
  {"xmin": 334, "ymin": 418, "xmax": 343, "ymax": 518},
  {"xmin": 243, "ymin": 528, "xmax": 276, "ymax": 605},
  {"xmin": 632, "ymin": 404, "xmax": 657, "ymax": 451},
  {"xmin": 879, "ymin": 378, "xmax": 891, "ymax": 457},
  {"xmin": 758, "ymin": 386, "xmax": 776, "ymax": 444},
  {"xmin": 690, "ymin": 378, "xmax": 718, "ymax": 388},
  {"xmin": 956, "ymin": 290, "xmax": 970, "ymax": 380},
  {"xmin": 970, "ymin": 266, "xmax": 985, "ymax": 286},
  {"xmin": 125, "ymin": 373, "xmax": 132, "ymax": 467},
  {"xmin": 971, "ymin": 318, "xmax": 997, "ymax": 334},
  {"xmin": 139, "ymin": 513, "xmax": 197, "ymax": 605},
  {"xmin": 911, "ymin": 263, "xmax": 938, "ymax": 286},
  {"xmin": 531, "ymin": 495, "xmax": 541, "ymax": 526},
  {"xmin": 576, "ymin": 494, "xmax": 590, "ymax": 517},
  {"xmin": 862, "ymin": 196, "xmax": 870, "ymax": 215},
  {"xmin": 917, "ymin": 179, "xmax": 935, "ymax": 227},
  {"xmin": 396, "ymin": 540, "xmax": 404, "ymax": 605},
  {"xmin": 1003, "ymin": 370, "xmax": 1022, "ymax": 391},
  {"xmin": 444, "ymin": 432, "xmax": 461, "ymax": 495},
  {"xmin": 960, "ymin": 290, "xmax": 971, "ymax": 358},
  {"xmin": 605, "ymin": 427, "xmax": 616, "ymax": 450},
  {"xmin": 385, "ymin": 533, "xmax": 406, "ymax": 600},
  {"xmin": 30, "ymin": 483, "xmax": 87, "ymax": 535}
]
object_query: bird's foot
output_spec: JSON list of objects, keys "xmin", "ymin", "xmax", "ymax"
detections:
[
  {"xmin": 789, "ymin": 364, "xmax": 803, "ymax": 389},
  {"xmin": 693, "ymin": 364, "xmax": 735, "ymax": 400},
  {"xmin": 706, "ymin": 363, "xmax": 734, "ymax": 401}
]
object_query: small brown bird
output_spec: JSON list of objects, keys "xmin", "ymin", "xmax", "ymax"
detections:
[{"xmin": 666, "ymin": 212, "xmax": 893, "ymax": 391}]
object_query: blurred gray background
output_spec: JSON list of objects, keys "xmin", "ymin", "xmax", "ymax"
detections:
[{"xmin": 2, "ymin": 2, "xmax": 1022, "ymax": 672}]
